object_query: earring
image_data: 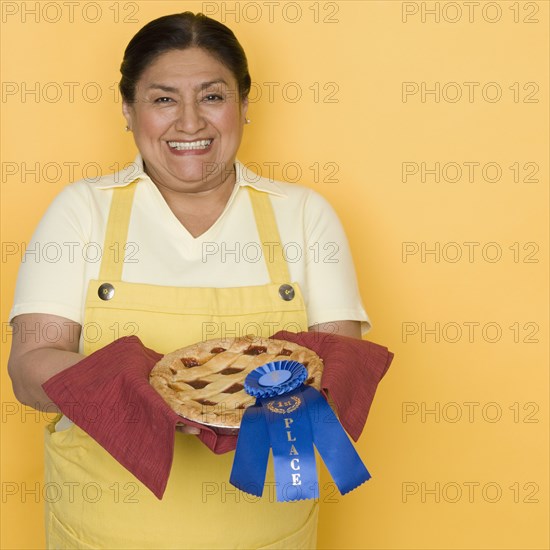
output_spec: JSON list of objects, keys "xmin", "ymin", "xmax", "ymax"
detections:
[
  {"xmin": 245, "ymin": 118, "xmax": 251, "ymax": 125},
  {"xmin": 125, "ymin": 125, "xmax": 131, "ymax": 132}
]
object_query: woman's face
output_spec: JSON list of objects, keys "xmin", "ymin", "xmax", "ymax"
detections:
[{"xmin": 122, "ymin": 47, "xmax": 248, "ymax": 193}]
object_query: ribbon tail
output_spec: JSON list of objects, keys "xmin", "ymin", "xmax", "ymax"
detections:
[
  {"xmin": 229, "ymin": 402, "xmax": 269, "ymax": 496},
  {"xmin": 302, "ymin": 386, "xmax": 371, "ymax": 494},
  {"xmin": 262, "ymin": 390, "xmax": 319, "ymax": 502}
]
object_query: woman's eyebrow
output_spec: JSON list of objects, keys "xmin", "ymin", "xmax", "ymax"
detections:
[
  {"xmin": 146, "ymin": 84, "xmax": 179, "ymax": 93},
  {"xmin": 145, "ymin": 79, "xmax": 229, "ymax": 93},
  {"xmin": 200, "ymin": 79, "xmax": 228, "ymax": 89}
]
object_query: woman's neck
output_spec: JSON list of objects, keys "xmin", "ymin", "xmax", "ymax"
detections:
[{"xmin": 145, "ymin": 163, "xmax": 237, "ymax": 238}]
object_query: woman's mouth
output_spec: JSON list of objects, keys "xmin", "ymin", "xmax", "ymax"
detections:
[{"xmin": 167, "ymin": 139, "xmax": 213, "ymax": 151}]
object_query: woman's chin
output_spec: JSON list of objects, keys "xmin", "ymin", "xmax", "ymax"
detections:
[
  {"xmin": 165, "ymin": 157, "xmax": 236, "ymax": 188},
  {"xmin": 164, "ymin": 160, "xmax": 213, "ymax": 186},
  {"xmin": 167, "ymin": 168, "xmax": 226, "ymax": 191}
]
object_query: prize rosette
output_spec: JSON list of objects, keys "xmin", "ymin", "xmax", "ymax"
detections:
[{"xmin": 230, "ymin": 360, "xmax": 371, "ymax": 502}]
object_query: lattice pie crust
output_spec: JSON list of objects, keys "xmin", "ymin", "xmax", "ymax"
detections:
[{"xmin": 149, "ymin": 336, "xmax": 324, "ymax": 428}]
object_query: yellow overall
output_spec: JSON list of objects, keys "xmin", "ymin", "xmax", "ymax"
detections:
[{"xmin": 44, "ymin": 181, "xmax": 318, "ymax": 549}]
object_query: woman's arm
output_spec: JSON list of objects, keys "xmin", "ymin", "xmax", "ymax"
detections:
[
  {"xmin": 7, "ymin": 313, "xmax": 85, "ymax": 412},
  {"xmin": 299, "ymin": 188, "xmax": 371, "ymax": 338},
  {"xmin": 9, "ymin": 313, "xmax": 202, "ymax": 434},
  {"xmin": 308, "ymin": 320, "xmax": 362, "ymax": 339}
]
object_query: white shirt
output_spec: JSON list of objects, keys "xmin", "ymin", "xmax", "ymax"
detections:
[{"xmin": 9, "ymin": 156, "xmax": 371, "ymax": 333}]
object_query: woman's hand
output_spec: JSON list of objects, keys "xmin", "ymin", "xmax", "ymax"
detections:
[{"xmin": 176, "ymin": 424, "xmax": 201, "ymax": 435}]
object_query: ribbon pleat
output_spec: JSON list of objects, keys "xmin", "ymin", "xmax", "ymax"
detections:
[{"xmin": 302, "ymin": 386, "xmax": 371, "ymax": 493}]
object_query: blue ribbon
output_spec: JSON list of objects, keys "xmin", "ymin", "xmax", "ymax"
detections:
[{"xmin": 230, "ymin": 361, "xmax": 371, "ymax": 502}]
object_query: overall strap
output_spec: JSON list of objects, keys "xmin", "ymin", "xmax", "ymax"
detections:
[
  {"xmin": 98, "ymin": 180, "xmax": 139, "ymax": 281},
  {"xmin": 98, "ymin": 182, "xmax": 289, "ymax": 284},
  {"xmin": 247, "ymin": 187, "xmax": 290, "ymax": 284}
]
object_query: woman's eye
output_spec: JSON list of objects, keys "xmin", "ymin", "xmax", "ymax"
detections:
[{"xmin": 203, "ymin": 94, "xmax": 224, "ymax": 102}]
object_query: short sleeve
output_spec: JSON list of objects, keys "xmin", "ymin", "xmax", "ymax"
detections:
[
  {"xmin": 8, "ymin": 183, "xmax": 93, "ymax": 325},
  {"xmin": 302, "ymin": 190, "xmax": 371, "ymax": 334}
]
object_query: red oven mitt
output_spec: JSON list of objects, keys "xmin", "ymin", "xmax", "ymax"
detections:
[
  {"xmin": 271, "ymin": 330, "xmax": 394, "ymax": 440},
  {"xmin": 42, "ymin": 336, "xmax": 234, "ymax": 499},
  {"xmin": 42, "ymin": 333, "xmax": 393, "ymax": 499}
]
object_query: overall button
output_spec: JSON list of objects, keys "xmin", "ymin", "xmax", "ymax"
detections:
[
  {"xmin": 98, "ymin": 283, "xmax": 115, "ymax": 301},
  {"xmin": 279, "ymin": 284, "xmax": 295, "ymax": 301}
]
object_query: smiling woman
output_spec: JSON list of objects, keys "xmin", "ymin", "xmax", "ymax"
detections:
[
  {"xmin": 7, "ymin": 11, "xmax": 370, "ymax": 550},
  {"xmin": 122, "ymin": 47, "xmax": 247, "ymax": 236}
]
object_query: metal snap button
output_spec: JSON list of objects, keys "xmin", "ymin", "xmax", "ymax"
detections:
[
  {"xmin": 278, "ymin": 284, "xmax": 295, "ymax": 301},
  {"xmin": 98, "ymin": 283, "xmax": 115, "ymax": 301}
]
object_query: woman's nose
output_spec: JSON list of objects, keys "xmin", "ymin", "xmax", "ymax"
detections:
[{"xmin": 174, "ymin": 102, "xmax": 206, "ymax": 134}]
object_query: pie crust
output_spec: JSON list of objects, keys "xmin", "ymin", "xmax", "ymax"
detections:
[{"xmin": 149, "ymin": 336, "xmax": 324, "ymax": 429}]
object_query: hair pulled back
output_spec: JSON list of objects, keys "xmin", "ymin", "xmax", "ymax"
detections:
[{"xmin": 119, "ymin": 12, "xmax": 251, "ymax": 103}]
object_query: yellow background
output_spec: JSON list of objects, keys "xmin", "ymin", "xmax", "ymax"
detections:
[{"xmin": 1, "ymin": 1, "xmax": 548, "ymax": 548}]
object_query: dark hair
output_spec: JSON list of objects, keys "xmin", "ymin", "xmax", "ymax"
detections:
[{"xmin": 119, "ymin": 12, "xmax": 251, "ymax": 103}]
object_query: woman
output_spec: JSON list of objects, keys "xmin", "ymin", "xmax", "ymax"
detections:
[{"xmin": 8, "ymin": 12, "xmax": 370, "ymax": 549}]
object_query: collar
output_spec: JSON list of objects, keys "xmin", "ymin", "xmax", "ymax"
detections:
[{"xmin": 95, "ymin": 154, "xmax": 287, "ymax": 198}]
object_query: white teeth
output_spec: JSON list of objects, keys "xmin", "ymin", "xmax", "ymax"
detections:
[{"xmin": 168, "ymin": 139, "xmax": 212, "ymax": 150}]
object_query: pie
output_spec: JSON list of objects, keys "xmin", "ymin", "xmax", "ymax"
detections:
[{"xmin": 149, "ymin": 336, "xmax": 324, "ymax": 430}]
